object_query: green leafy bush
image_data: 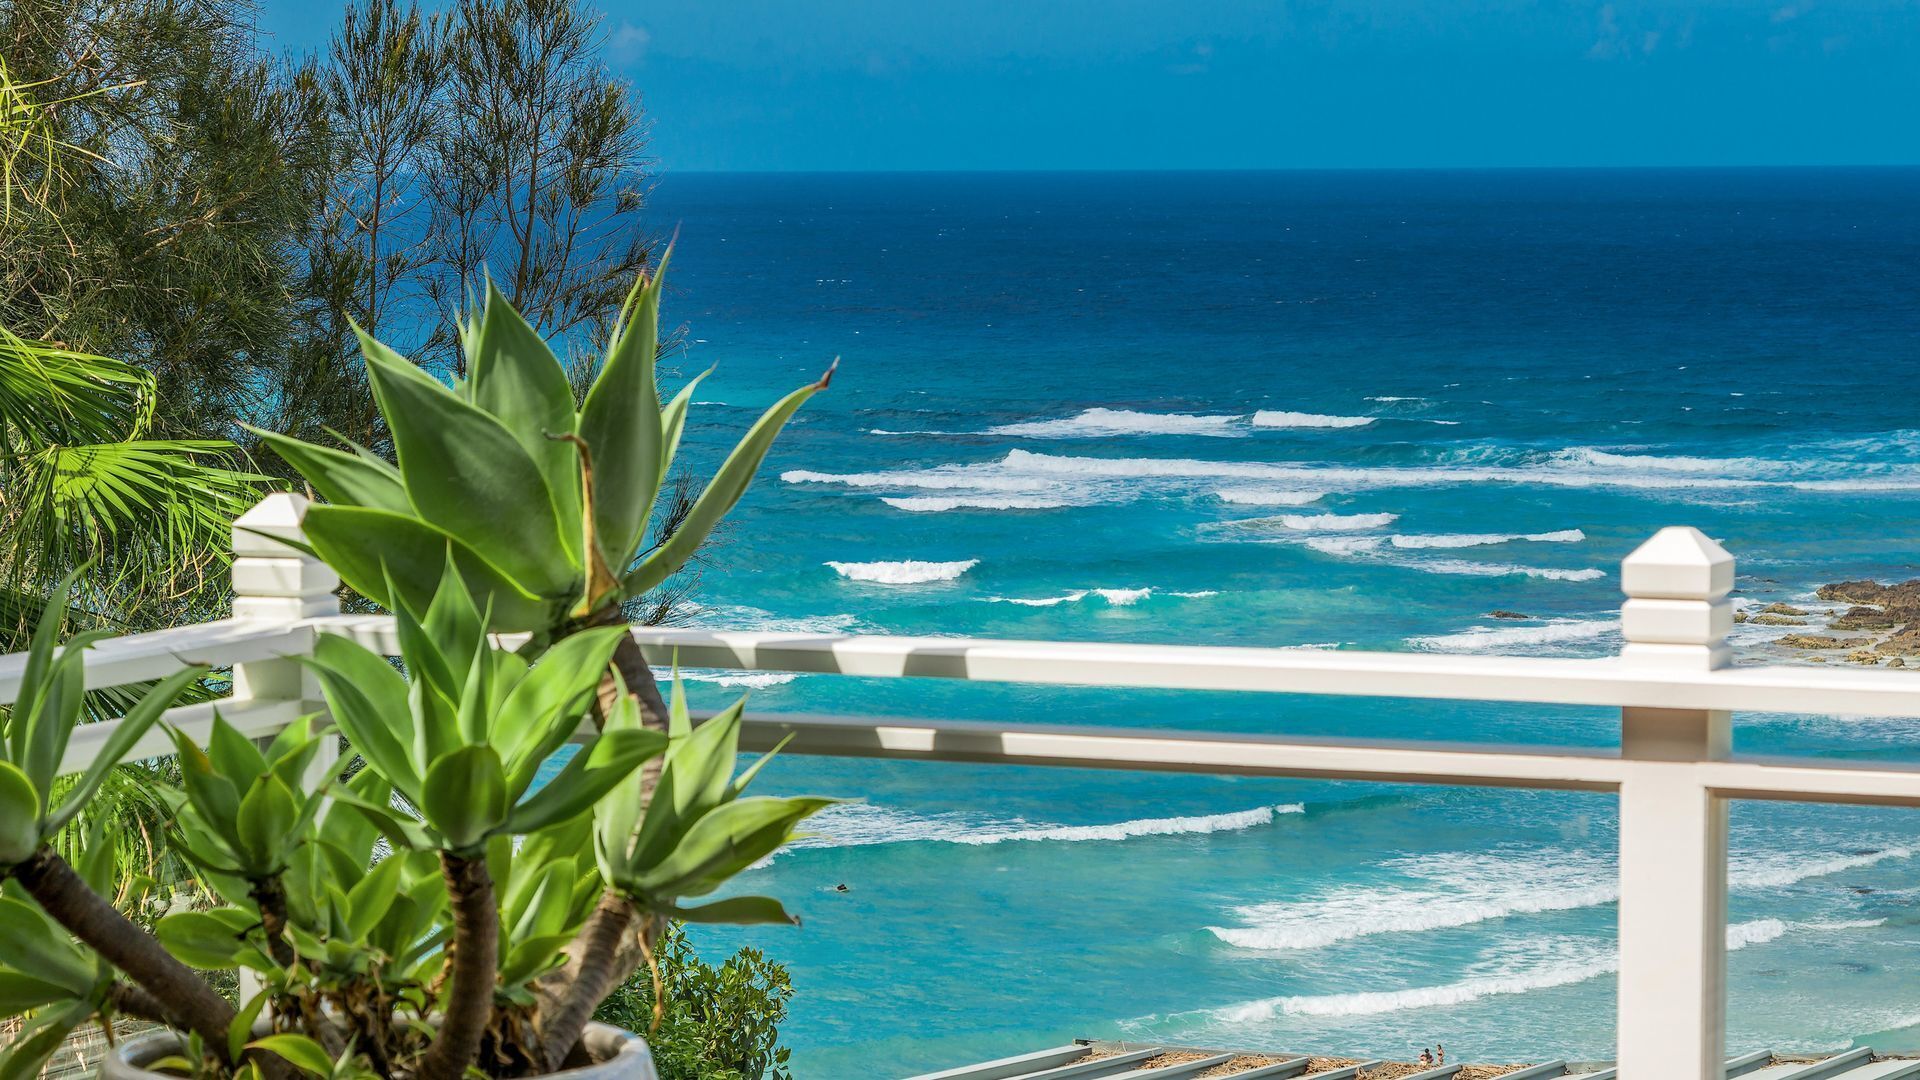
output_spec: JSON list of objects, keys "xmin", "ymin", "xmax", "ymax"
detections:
[{"xmin": 595, "ymin": 926, "xmax": 794, "ymax": 1080}]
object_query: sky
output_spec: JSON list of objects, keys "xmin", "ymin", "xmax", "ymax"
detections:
[{"xmin": 258, "ymin": 0, "xmax": 1920, "ymax": 172}]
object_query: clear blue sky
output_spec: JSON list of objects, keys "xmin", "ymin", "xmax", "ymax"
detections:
[{"xmin": 258, "ymin": 0, "xmax": 1920, "ymax": 171}]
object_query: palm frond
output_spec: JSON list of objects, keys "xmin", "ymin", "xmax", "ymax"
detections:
[
  {"xmin": 0, "ymin": 326, "xmax": 154, "ymax": 451},
  {"xmin": 4, "ymin": 439, "xmax": 267, "ymax": 610}
]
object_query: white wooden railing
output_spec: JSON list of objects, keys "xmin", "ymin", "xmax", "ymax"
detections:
[{"xmin": 12, "ymin": 492, "xmax": 1920, "ymax": 1079}]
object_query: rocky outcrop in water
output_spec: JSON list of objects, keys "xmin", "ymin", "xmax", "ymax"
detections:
[
  {"xmin": 1777, "ymin": 634, "xmax": 1872, "ymax": 651},
  {"xmin": 1789, "ymin": 579, "xmax": 1920, "ymax": 670}
]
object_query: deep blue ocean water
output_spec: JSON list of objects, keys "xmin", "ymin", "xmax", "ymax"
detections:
[{"xmin": 624, "ymin": 169, "xmax": 1920, "ymax": 1075}]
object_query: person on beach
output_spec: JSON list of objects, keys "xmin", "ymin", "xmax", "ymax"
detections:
[
  {"xmin": 1436, "ymin": 1046, "xmax": 1445, "ymax": 1065},
  {"xmin": 1419, "ymin": 1049, "xmax": 1433, "ymax": 1066}
]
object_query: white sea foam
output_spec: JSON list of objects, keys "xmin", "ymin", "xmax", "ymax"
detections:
[
  {"xmin": 1367, "ymin": 396, "xmax": 1426, "ymax": 402},
  {"xmin": 1412, "ymin": 559, "xmax": 1606, "ymax": 582},
  {"xmin": 1207, "ymin": 846, "xmax": 1912, "ymax": 954},
  {"xmin": 987, "ymin": 408, "xmax": 1249, "ymax": 439},
  {"xmin": 1251, "ymin": 410, "xmax": 1376, "ymax": 429},
  {"xmin": 826, "ymin": 559, "xmax": 978, "ymax": 584},
  {"xmin": 881, "ymin": 495, "xmax": 1073, "ymax": 512},
  {"xmin": 981, "ymin": 587, "xmax": 1200, "ymax": 608},
  {"xmin": 785, "ymin": 448, "xmax": 1920, "ymax": 504},
  {"xmin": 1409, "ymin": 618, "xmax": 1619, "ymax": 654},
  {"xmin": 1276, "ymin": 512, "xmax": 1400, "ymax": 531},
  {"xmin": 1199, "ymin": 919, "xmax": 1796, "ymax": 1023},
  {"xmin": 1304, "ymin": 536, "xmax": 1387, "ymax": 556},
  {"xmin": 1295, "ymin": 535, "xmax": 1603, "ymax": 582},
  {"xmin": 1214, "ymin": 487, "xmax": 1327, "ymax": 506},
  {"xmin": 678, "ymin": 670, "xmax": 802, "ymax": 689},
  {"xmin": 1386, "ymin": 529, "xmax": 1587, "ymax": 549},
  {"xmin": 681, "ymin": 604, "xmax": 870, "ymax": 635},
  {"xmin": 984, "ymin": 591, "xmax": 1090, "ymax": 607},
  {"xmin": 785, "ymin": 802, "xmax": 1304, "ymax": 853}
]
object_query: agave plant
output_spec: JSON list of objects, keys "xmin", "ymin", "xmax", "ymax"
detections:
[
  {"xmin": 0, "ymin": 571, "xmax": 831, "ymax": 1080},
  {"xmin": 248, "ymin": 249, "xmax": 830, "ymax": 641},
  {"xmin": 252, "ymin": 251, "xmax": 830, "ymax": 1064}
]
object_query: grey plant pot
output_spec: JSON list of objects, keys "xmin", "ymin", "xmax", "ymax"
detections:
[{"xmin": 100, "ymin": 1022, "xmax": 658, "ymax": 1080}]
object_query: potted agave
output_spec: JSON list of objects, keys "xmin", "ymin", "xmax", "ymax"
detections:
[{"xmin": 0, "ymin": 256, "xmax": 839, "ymax": 1080}]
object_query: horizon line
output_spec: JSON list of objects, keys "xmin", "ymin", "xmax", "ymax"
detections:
[{"xmin": 654, "ymin": 162, "xmax": 1920, "ymax": 176}]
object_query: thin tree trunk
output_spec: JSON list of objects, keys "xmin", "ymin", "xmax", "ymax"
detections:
[
  {"xmin": 414, "ymin": 851, "xmax": 497, "ymax": 1080},
  {"xmin": 251, "ymin": 876, "xmax": 298, "ymax": 968},
  {"xmin": 536, "ymin": 890, "xmax": 633, "ymax": 1071},
  {"xmin": 535, "ymin": 613, "xmax": 670, "ymax": 1062},
  {"xmin": 14, "ymin": 848, "xmax": 236, "ymax": 1054}
]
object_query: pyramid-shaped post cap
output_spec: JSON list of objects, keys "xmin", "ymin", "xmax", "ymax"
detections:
[
  {"xmin": 232, "ymin": 492, "xmax": 314, "ymax": 558},
  {"xmin": 1621, "ymin": 526, "xmax": 1734, "ymax": 601}
]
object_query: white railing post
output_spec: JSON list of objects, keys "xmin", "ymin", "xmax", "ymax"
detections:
[
  {"xmin": 230, "ymin": 493, "xmax": 339, "ymax": 1004},
  {"xmin": 1616, "ymin": 527, "xmax": 1734, "ymax": 1078},
  {"xmin": 230, "ymin": 492, "xmax": 339, "ymax": 774}
]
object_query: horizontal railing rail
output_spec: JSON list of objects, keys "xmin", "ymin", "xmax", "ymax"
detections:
[{"xmin": 15, "ymin": 493, "xmax": 1920, "ymax": 1079}]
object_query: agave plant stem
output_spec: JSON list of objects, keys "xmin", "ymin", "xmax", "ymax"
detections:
[
  {"xmin": 105, "ymin": 981, "xmax": 170, "ymax": 1025},
  {"xmin": 533, "ymin": 612, "xmax": 671, "ymax": 1066},
  {"xmin": 250, "ymin": 875, "xmax": 298, "ymax": 968},
  {"xmin": 415, "ymin": 850, "xmax": 498, "ymax": 1080},
  {"xmin": 11, "ymin": 848, "xmax": 240, "ymax": 1055},
  {"xmin": 536, "ymin": 889, "xmax": 635, "ymax": 1070}
]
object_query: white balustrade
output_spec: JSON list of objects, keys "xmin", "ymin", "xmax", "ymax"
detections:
[{"xmin": 12, "ymin": 495, "xmax": 1920, "ymax": 1079}]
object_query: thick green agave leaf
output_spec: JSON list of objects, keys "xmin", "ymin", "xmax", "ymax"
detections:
[
  {"xmin": 468, "ymin": 282, "xmax": 582, "ymax": 567},
  {"xmin": 625, "ymin": 363, "xmax": 835, "ymax": 597},
  {"xmin": 245, "ymin": 427, "xmax": 410, "ymax": 514},
  {"xmin": 578, "ymin": 251, "xmax": 669, "ymax": 571},
  {"xmin": 667, "ymin": 894, "xmax": 798, "ymax": 926},
  {"xmin": 300, "ymin": 505, "xmax": 558, "ymax": 631},
  {"xmin": 419, "ymin": 744, "xmax": 507, "ymax": 851},
  {"xmin": 360, "ymin": 329, "xmax": 577, "ymax": 596},
  {"xmin": 0, "ymin": 764, "xmax": 41, "ymax": 867}
]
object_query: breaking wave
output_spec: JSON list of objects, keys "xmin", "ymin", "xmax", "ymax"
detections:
[
  {"xmin": 1386, "ymin": 529, "xmax": 1587, "ymax": 549},
  {"xmin": 1277, "ymin": 512, "xmax": 1400, "ymax": 531},
  {"xmin": 1206, "ymin": 846, "xmax": 1913, "ymax": 953},
  {"xmin": 678, "ymin": 670, "xmax": 802, "ymax": 689},
  {"xmin": 1200, "ymin": 920, "xmax": 1797, "ymax": 1023},
  {"xmin": 980, "ymin": 587, "xmax": 1210, "ymax": 608},
  {"xmin": 986, "ymin": 408, "xmax": 1249, "ymax": 438},
  {"xmin": 881, "ymin": 495, "xmax": 1074, "ymax": 512},
  {"xmin": 1409, "ymin": 618, "xmax": 1619, "ymax": 654},
  {"xmin": 1296, "ymin": 535, "xmax": 1605, "ymax": 582},
  {"xmin": 1251, "ymin": 410, "xmax": 1377, "ymax": 429},
  {"xmin": 826, "ymin": 559, "xmax": 978, "ymax": 584},
  {"xmin": 1215, "ymin": 488, "xmax": 1328, "ymax": 506},
  {"xmin": 783, "ymin": 449, "xmax": 1920, "ymax": 506},
  {"xmin": 784, "ymin": 802, "xmax": 1305, "ymax": 853}
]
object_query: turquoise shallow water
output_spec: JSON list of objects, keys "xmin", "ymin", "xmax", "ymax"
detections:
[{"xmin": 595, "ymin": 169, "xmax": 1920, "ymax": 1075}]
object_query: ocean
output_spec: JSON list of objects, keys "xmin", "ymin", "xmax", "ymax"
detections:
[{"xmin": 628, "ymin": 169, "xmax": 1920, "ymax": 1076}]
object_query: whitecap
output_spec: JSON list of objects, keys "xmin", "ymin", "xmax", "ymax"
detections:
[
  {"xmin": 826, "ymin": 559, "xmax": 978, "ymax": 584},
  {"xmin": 987, "ymin": 408, "xmax": 1248, "ymax": 439},
  {"xmin": 678, "ymin": 670, "xmax": 801, "ymax": 689},
  {"xmin": 881, "ymin": 495, "xmax": 1073, "ymax": 512},
  {"xmin": 1250, "ymin": 410, "xmax": 1376, "ymax": 429},
  {"xmin": 1196, "ymin": 919, "xmax": 1790, "ymax": 1024},
  {"xmin": 1275, "ymin": 512, "xmax": 1400, "ymax": 531},
  {"xmin": 1386, "ymin": 529, "xmax": 1587, "ymax": 549},
  {"xmin": 1206, "ymin": 846, "xmax": 1912, "ymax": 954},
  {"xmin": 1409, "ymin": 618, "xmax": 1619, "ymax": 654},
  {"xmin": 784, "ymin": 802, "xmax": 1303, "ymax": 853},
  {"xmin": 981, "ymin": 587, "xmax": 1176, "ymax": 608},
  {"xmin": 1411, "ymin": 559, "xmax": 1606, "ymax": 582},
  {"xmin": 1214, "ymin": 488, "xmax": 1328, "ymax": 506}
]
